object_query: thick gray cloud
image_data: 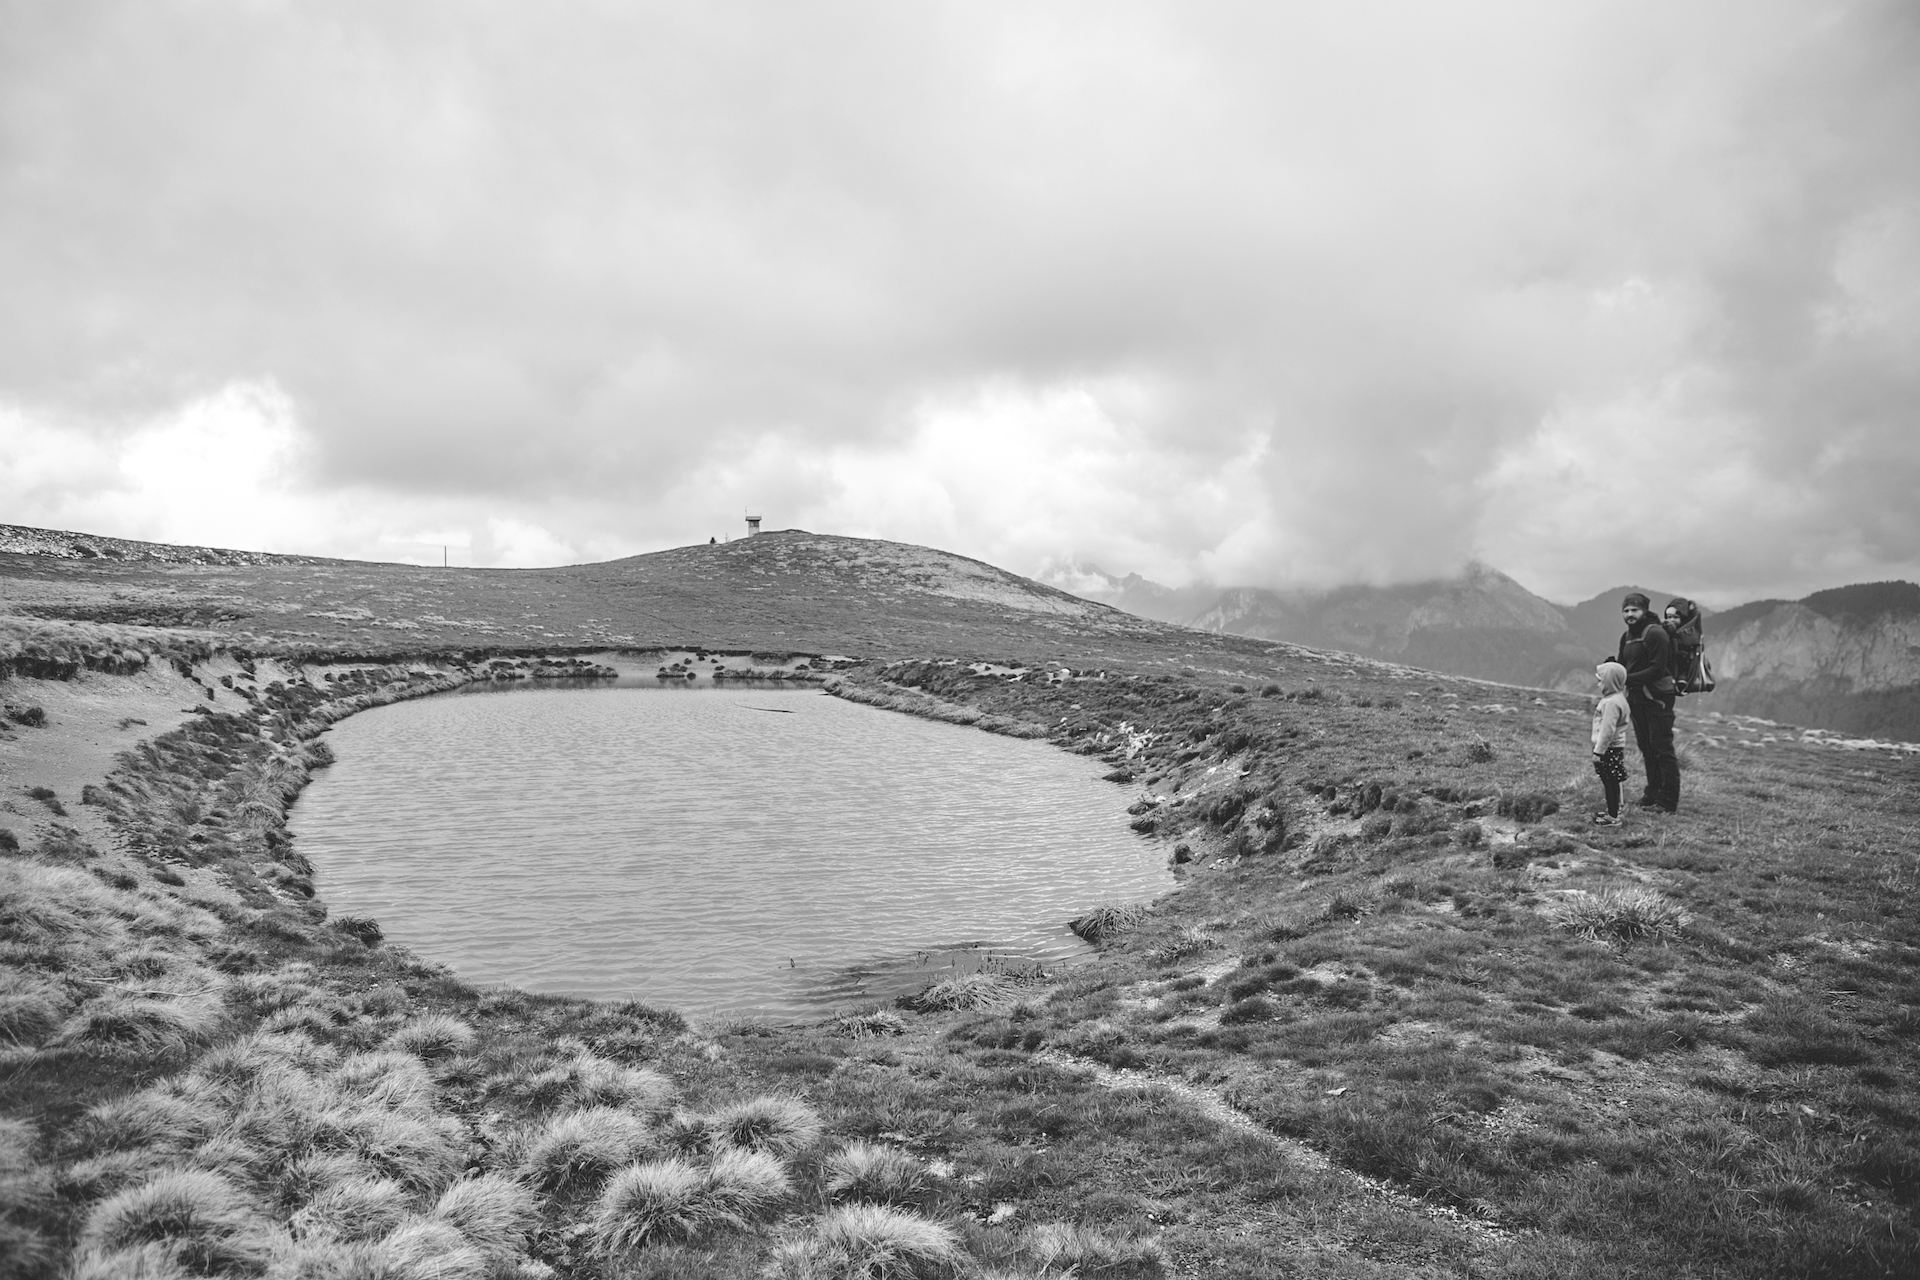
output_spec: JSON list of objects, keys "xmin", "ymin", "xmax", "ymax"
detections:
[{"xmin": 1, "ymin": 1, "xmax": 1915, "ymax": 600}]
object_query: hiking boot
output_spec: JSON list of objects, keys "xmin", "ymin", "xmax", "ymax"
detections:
[
  {"xmin": 1591, "ymin": 813, "xmax": 1621, "ymax": 826},
  {"xmin": 1635, "ymin": 798, "xmax": 1663, "ymax": 809}
]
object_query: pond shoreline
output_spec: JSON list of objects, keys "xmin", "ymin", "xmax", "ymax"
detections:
[{"xmin": 289, "ymin": 675, "xmax": 1168, "ymax": 1015}]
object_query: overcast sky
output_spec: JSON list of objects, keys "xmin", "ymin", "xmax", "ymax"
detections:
[{"xmin": 2, "ymin": 2, "xmax": 1915, "ymax": 605}]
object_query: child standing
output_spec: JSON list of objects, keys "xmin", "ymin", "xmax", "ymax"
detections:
[{"xmin": 1591, "ymin": 660, "xmax": 1631, "ymax": 825}]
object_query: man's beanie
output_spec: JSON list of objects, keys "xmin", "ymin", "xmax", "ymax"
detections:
[{"xmin": 1622, "ymin": 592, "xmax": 1651, "ymax": 610}]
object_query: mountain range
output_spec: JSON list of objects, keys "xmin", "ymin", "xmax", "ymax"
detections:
[{"xmin": 1047, "ymin": 563, "xmax": 1920, "ymax": 742}]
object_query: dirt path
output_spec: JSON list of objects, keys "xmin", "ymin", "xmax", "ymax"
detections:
[{"xmin": 1033, "ymin": 1047, "xmax": 1514, "ymax": 1247}]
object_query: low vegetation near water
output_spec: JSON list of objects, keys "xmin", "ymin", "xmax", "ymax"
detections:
[{"xmin": 2, "ymin": 539, "xmax": 1919, "ymax": 1276}]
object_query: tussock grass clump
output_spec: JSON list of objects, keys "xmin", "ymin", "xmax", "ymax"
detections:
[
  {"xmin": 1549, "ymin": 887, "xmax": 1688, "ymax": 943},
  {"xmin": 897, "ymin": 973, "xmax": 1022, "ymax": 1014},
  {"xmin": 0, "ymin": 971, "xmax": 71, "ymax": 1049},
  {"xmin": 333, "ymin": 916, "xmax": 382, "ymax": 946},
  {"xmin": 1023, "ymin": 1221, "xmax": 1166, "ymax": 1274},
  {"xmin": 80, "ymin": 1090, "xmax": 218, "ymax": 1157},
  {"xmin": 332, "ymin": 1050, "xmax": 435, "ymax": 1115},
  {"xmin": 706, "ymin": 1095, "xmax": 824, "ymax": 1158},
  {"xmin": 703, "ymin": 1146, "xmax": 793, "ymax": 1221},
  {"xmin": 1321, "ymin": 887, "xmax": 1378, "ymax": 921},
  {"xmin": 380, "ymin": 1217, "xmax": 489, "ymax": 1279},
  {"xmin": 518, "ymin": 1106, "xmax": 659, "ymax": 1197},
  {"xmin": 68, "ymin": 1242, "xmax": 194, "ymax": 1279},
  {"xmin": 493, "ymin": 1047, "xmax": 678, "ymax": 1114},
  {"xmin": 1148, "ymin": 926, "xmax": 1217, "ymax": 965},
  {"xmin": 1068, "ymin": 903, "xmax": 1148, "ymax": 943},
  {"xmin": 534, "ymin": 1052, "xmax": 677, "ymax": 1115},
  {"xmin": 431, "ymin": 1173, "xmax": 538, "ymax": 1260},
  {"xmin": 766, "ymin": 1205, "xmax": 963, "ymax": 1280},
  {"xmin": 288, "ymin": 1175, "xmax": 410, "ymax": 1242},
  {"xmin": 384, "ymin": 1014, "xmax": 476, "ymax": 1062},
  {"xmin": 827, "ymin": 1008, "xmax": 907, "ymax": 1038},
  {"xmin": 273, "ymin": 1152, "xmax": 376, "ymax": 1215},
  {"xmin": 259, "ymin": 1005, "xmax": 338, "ymax": 1039},
  {"xmin": 823, "ymin": 1142, "xmax": 928, "ymax": 1206},
  {"xmin": 78, "ymin": 1168, "xmax": 274, "ymax": 1275},
  {"xmin": 340, "ymin": 1108, "xmax": 466, "ymax": 1195},
  {"xmin": 1495, "ymin": 791, "xmax": 1560, "ymax": 824},
  {"xmin": 229, "ymin": 971, "xmax": 322, "ymax": 1020},
  {"xmin": 591, "ymin": 1157, "xmax": 711, "ymax": 1253},
  {"xmin": 0, "ymin": 1118, "xmax": 53, "ymax": 1275},
  {"xmin": 50, "ymin": 991, "xmax": 225, "ymax": 1062}
]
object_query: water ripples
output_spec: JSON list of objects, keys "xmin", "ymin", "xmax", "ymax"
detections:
[{"xmin": 291, "ymin": 683, "xmax": 1169, "ymax": 1017}]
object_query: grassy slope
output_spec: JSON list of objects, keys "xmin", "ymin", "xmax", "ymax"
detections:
[{"xmin": 1, "ymin": 531, "xmax": 1916, "ymax": 1279}]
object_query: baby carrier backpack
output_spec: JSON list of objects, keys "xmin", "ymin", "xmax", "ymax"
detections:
[{"xmin": 1666, "ymin": 601, "xmax": 1714, "ymax": 695}]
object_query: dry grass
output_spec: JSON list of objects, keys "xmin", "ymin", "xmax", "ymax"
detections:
[
  {"xmin": 384, "ymin": 1013, "xmax": 476, "ymax": 1061},
  {"xmin": 702, "ymin": 1147, "xmax": 793, "ymax": 1221},
  {"xmin": 77, "ymin": 1168, "xmax": 275, "ymax": 1275},
  {"xmin": 1067, "ymin": 903, "xmax": 1149, "ymax": 943},
  {"xmin": 767, "ymin": 1204, "xmax": 964, "ymax": 1280},
  {"xmin": 591, "ymin": 1156, "xmax": 712, "ymax": 1253},
  {"xmin": 826, "ymin": 1008, "xmax": 908, "ymax": 1038},
  {"xmin": 0, "ymin": 972, "xmax": 68, "ymax": 1051},
  {"xmin": 288, "ymin": 1175, "xmax": 411, "ymax": 1242},
  {"xmin": 897, "ymin": 974, "xmax": 1022, "ymax": 1014},
  {"xmin": 518, "ymin": 1106, "xmax": 660, "ymax": 1197},
  {"xmin": 1022, "ymin": 1221, "xmax": 1166, "ymax": 1274},
  {"xmin": 381, "ymin": 1217, "xmax": 490, "ymax": 1279},
  {"xmin": 705, "ymin": 1096, "xmax": 824, "ymax": 1159},
  {"xmin": 1549, "ymin": 885, "xmax": 1690, "ymax": 942},
  {"xmin": 48, "ymin": 991, "xmax": 225, "ymax": 1063},
  {"xmin": 431, "ymin": 1173, "xmax": 538, "ymax": 1260},
  {"xmin": 823, "ymin": 1142, "xmax": 928, "ymax": 1206}
]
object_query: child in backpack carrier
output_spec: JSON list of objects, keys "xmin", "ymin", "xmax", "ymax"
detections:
[
  {"xmin": 1665, "ymin": 598, "xmax": 1711, "ymax": 694},
  {"xmin": 1591, "ymin": 660, "xmax": 1631, "ymax": 825}
]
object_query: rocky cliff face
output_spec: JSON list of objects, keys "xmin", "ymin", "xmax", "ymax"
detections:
[{"xmin": 1706, "ymin": 584, "xmax": 1920, "ymax": 740}]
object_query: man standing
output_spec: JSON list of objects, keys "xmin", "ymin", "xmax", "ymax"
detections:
[{"xmin": 1617, "ymin": 592, "xmax": 1679, "ymax": 812}]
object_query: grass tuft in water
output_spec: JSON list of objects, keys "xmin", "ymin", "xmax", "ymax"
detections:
[
  {"xmin": 897, "ymin": 973, "xmax": 1023, "ymax": 1014},
  {"xmin": 1068, "ymin": 903, "xmax": 1148, "ymax": 942}
]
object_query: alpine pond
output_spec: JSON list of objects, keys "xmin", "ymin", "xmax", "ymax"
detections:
[{"xmin": 290, "ymin": 683, "xmax": 1170, "ymax": 1016}]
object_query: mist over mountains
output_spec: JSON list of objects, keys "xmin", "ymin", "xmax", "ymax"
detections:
[{"xmin": 1047, "ymin": 563, "xmax": 1920, "ymax": 743}]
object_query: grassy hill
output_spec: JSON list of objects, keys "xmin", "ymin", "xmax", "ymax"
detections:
[{"xmin": 2, "ymin": 526, "xmax": 1917, "ymax": 1279}]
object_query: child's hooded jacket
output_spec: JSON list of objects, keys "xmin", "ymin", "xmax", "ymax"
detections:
[{"xmin": 1592, "ymin": 661, "xmax": 1631, "ymax": 753}]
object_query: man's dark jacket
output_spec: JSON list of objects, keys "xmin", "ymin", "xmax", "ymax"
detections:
[{"xmin": 1617, "ymin": 620, "xmax": 1677, "ymax": 697}]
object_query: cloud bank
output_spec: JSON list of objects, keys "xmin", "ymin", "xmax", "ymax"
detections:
[{"xmin": 1, "ymin": 1, "xmax": 1915, "ymax": 602}]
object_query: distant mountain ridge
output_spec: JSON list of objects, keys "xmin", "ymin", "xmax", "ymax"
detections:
[{"xmin": 1046, "ymin": 561, "xmax": 1920, "ymax": 742}]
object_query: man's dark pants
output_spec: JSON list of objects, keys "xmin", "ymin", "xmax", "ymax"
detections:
[{"xmin": 1629, "ymin": 691, "xmax": 1679, "ymax": 811}]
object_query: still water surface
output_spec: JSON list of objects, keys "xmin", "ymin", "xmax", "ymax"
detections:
[{"xmin": 291, "ymin": 684, "xmax": 1169, "ymax": 1016}]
